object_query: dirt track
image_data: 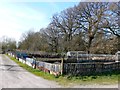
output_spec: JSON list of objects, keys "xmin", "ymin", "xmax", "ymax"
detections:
[{"xmin": 0, "ymin": 54, "xmax": 61, "ymax": 89}]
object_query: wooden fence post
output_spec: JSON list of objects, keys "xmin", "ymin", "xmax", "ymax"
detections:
[{"xmin": 61, "ymin": 57, "xmax": 64, "ymax": 75}]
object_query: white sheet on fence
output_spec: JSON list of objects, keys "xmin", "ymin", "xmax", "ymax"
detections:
[
  {"xmin": 19, "ymin": 58, "xmax": 25, "ymax": 64},
  {"xmin": 26, "ymin": 58, "xmax": 35, "ymax": 67},
  {"xmin": 19, "ymin": 58, "xmax": 24, "ymax": 63},
  {"xmin": 38, "ymin": 61, "xmax": 61, "ymax": 72},
  {"xmin": 10, "ymin": 55, "xmax": 61, "ymax": 72}
]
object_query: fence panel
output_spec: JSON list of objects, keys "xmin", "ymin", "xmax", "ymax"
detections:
[
  {"xmin": 36, "ymin": 61, "xmax": 61, "ymax": 75},
  {"xmin": 63, "ymin": 62, "xmax": 120, "ymax": 76}
]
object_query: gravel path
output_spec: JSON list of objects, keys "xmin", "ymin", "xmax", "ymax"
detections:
[{"xmin": 0, "ymin": 54, "xmax": 61, "ymax": 89}]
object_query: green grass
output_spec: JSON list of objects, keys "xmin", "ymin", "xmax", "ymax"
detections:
[
  {"xmin": 7, "ymin": 55, "xmax": 56, "ymax": 80},
  {"xmin": 6, "ymin": 54, "xmax": 120, "ymax": 87}
]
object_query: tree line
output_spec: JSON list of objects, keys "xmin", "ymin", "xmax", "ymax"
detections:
[
  {"xmin": 0, "ymin": 36, "xmax": 16, "ymax": 53},
  {"xmin": 1, "ymin": 2, "xmax": 120, "ymax": 54}
]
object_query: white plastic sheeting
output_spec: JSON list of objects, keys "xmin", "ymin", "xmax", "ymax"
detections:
[
  {"xmin": 38, "ymin": 61, "xmax": 61, "ymax": 72},
  {"xmin": 26, "ymin": 58, "xmax": 35, "ymax": 67}
]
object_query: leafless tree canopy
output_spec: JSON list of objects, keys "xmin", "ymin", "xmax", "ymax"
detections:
[{"xmin": 3, "ymin": 2, "xmax": 119, "ymax": 54}]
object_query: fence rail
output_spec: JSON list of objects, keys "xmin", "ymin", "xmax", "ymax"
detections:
[
  {"xmin": 67, "ymin": 54, "xmax": 115, "ymax": 60},
  {"xmin": 63, "ymin": 62, "xmax": 120, "ymax": 75}
]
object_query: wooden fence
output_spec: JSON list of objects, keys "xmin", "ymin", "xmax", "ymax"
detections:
[
  {"xmin": 63, "ymin": 62, "xmax": 120, "ymax": 76},
  {"xmin": 7, "ymin": 51, "xmax": 120, "ymax": 76}
]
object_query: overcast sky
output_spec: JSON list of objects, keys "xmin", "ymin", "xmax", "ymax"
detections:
[{"xmin": 0, "ymin": 1, "xmax": 78, "ymax": 41}]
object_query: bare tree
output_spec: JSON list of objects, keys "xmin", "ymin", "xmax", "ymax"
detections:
[
  {"xmin": 18, "ymin": 30, "xmax": 43, "ymax": 51},
  {"xmin": 52, "ymin": 7, "xmax": 79, "ymax": 52},
  {"xmin": 18, "ymin": 2, "xmax": 119, "ymax": 54},
  {"xmin": 100, "ymin": 2, "xmax": 120, "ymax": 51},
  {"xmin": 75, "ymin": 2, "xmax": 110, "ymax": 53},
  {"xmin": 1, "ymin": 36, "xmax": 16, "ymax": 52},
  {"xmin": 41, "ymin": 23, "xmax": 60, "ymax": 53}
]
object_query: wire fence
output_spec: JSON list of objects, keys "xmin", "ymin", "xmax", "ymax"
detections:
[{"xmin": 63, "ymin": 62, "xmax": 120, "ymax": 76}]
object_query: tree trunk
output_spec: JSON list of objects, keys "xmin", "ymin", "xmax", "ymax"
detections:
[
  {"xmin": 88, "ymin": 36, "xmax": 94, "ymax": 54},
  {"xmin": 118, "ymin": 37, "xmax": 120, "ymax": 51}
]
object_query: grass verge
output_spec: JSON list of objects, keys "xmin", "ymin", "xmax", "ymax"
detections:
[{"xmin": 7, "ymin": 54, "xmax": 120, "ymax": 87}]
